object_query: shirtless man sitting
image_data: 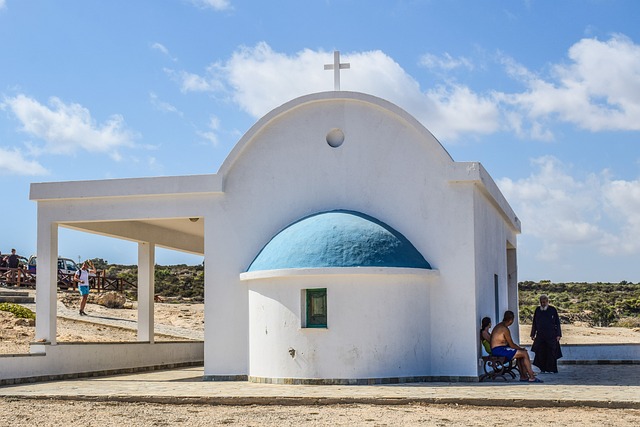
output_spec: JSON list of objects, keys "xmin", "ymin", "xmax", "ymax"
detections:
[{"xmin": 490, "ymin": 310, "xmax": 542, "ymax": 383}]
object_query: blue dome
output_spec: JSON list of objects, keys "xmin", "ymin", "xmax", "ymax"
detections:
[{"xmin": 247, "ymin": 210, "xmax": 431, "ymax": 271}]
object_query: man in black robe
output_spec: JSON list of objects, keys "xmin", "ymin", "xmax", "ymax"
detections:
[{"xmin": 530, "ymin": 294, "xmax": 562, "ymax": 373}]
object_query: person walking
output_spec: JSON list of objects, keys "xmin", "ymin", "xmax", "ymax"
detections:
[
  {"xmin": 73, "ymin": 260, "xmax": 96, "ymax": 315},
  {"xmin": 530, "ymin": 294, "xmax": 563, "ymax": 373}
]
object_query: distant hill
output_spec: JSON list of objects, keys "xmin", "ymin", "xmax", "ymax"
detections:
[
  {"xmin": 519, "ymin": 281, "xmax": 640, "ymax": 327},
  {"xmin": 92, "ymin": 259, "xmax": 204, "ymax": 302}
]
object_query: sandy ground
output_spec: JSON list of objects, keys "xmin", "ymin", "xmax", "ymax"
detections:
[
  {"xmin": 520, "ymin": 323, "xmax": 640, "ymax": 345},
  {"xmin": 0, "ymin": 292, "xmax": 204, "ymax": 354},
  {"xmin": 0, "ymin": 399, "xmax": 639, "ymax": 426}
]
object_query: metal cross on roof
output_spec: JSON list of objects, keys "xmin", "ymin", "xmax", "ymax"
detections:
[{"xmin": 324, "ymin": 50, "xmax": 350, "ymax": 91}]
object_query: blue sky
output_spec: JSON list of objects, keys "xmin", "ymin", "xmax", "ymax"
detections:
[{"xmin": 1, "ymin": 0, "xmax": 639, "ymax": 282}]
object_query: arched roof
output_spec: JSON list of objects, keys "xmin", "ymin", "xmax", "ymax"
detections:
[
  {"xmin": 246, "ymin": 210, "xmax": 431, "ymax": 272},
  {"xmin": 217, "ymin": 91, "xmax": 453, "ymax": 178}
]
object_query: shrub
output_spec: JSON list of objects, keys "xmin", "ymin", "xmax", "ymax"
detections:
[
  {"xmin": 518, "ymin": 281, "xmax": 640, "ymax": 327},
  {"xmin": 0, "ymin": 302, "xmax": 36, "ymax": 319},
  {"xmin": 616, "ymin": 298, "xmax": 640, "ymax": 315},
  {"xmin": 586, "ymin": 303, "xmax": 617, "ymax": 327},
  {"xmin": 519, "ymin": 306, "xmax": 535, "ymax": 323},
  {"xmin": 614, "ymin": 317, "xmax": 640, "ymax": 328}
]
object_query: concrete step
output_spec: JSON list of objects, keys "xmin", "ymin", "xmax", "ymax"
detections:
[
  {"xmin": 0, "ymin": 291, "xmax": 30, "ymax": 297},
  {"xmin": 0, "ymin": 296, "xmax": 35, "ymax": 304}
]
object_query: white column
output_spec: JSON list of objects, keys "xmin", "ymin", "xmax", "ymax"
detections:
[
  {"xmin": 34, "ymin": 216, "xmax": 58, "ymax": 345},
  {"xmin": 204, "ymin": 214, "xmax": 250, "ymax": 378},
  {"xmin": 137, "ymin": 242, "xmax": 155, "ymax": 343}
]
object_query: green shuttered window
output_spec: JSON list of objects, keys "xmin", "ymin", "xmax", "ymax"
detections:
[{"xmin": 306, "ymin": 288, "xmax": 327, "ymax": 328}]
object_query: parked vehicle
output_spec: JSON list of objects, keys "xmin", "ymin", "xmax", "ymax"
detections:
[{"xmin": 27, "ymin": 256, "xmax": 79, "ymax": 275}]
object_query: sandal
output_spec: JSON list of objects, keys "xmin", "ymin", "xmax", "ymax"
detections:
[{"xmin": 528, "ymin": 377, "xmax": 543, "ymax": 383}]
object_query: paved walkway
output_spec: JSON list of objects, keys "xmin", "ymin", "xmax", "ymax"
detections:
[{"xmin": 1, "ymin": 364, "xmax": 639, "ymax": 408}]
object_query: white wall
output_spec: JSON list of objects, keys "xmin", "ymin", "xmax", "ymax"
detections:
[
  {"xmin": 206, "ymin": 92, "xmax": 513, "ymax": 379},
  {"xmin": 558, "ymin": 344, "xmax": 640, "ymax": 362},
  {"xmin": 0, "ymin": 342, "xmax": 203, "ymax": 384},
  {"xmin": 425, "ymin": 183, "xmax": 479, "ymax": 377},
  {"xmin": 246, "ymin": 272, "xmax": 434, "ymax": 380},
  {"xmin": 473, "ymin": 186, "xmax": 520, "ymax": 361}
]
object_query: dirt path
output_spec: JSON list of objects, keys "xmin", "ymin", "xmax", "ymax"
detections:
[
  {"xmin": 0, "ymin": 399, "xmax": 639, "ymax": 426},
  {"xmin": 1, "ymin": 291, "xmax": 204, "ymax": 354}
]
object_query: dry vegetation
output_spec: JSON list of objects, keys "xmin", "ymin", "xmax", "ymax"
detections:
[{"xmin": 519, "ymin": 281, "xmax": 640, "ymax": 327}]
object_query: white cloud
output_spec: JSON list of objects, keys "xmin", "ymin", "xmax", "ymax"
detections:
[
  {"xmin": 147, "ymin": 156, "xmax": 163, "ymax": 172},
  {"xmin": 420, "ymin": 52, "xmax": 474, "ymax": 71},
  {"xmin": 0, "ymin": 1, "xmax": 6, "ymax": 10},
  {"xmin": 172, "ymin": 43, "xmax": 499, "ymax": 141},
  {"xmin": 500, "ymin": 35, "xmax": 640, "ymax": 135},
  {"xmin": 188, "ymin": 0, "xmax": 230, "ymax": 11},
  {"xmin": 167, "ymin": 35, "xmax": 640, "ymax": 142},
  {"xmin": 149, "ymin": 92, "xmax": 182, "ymax": 116},
  {"xmin": 2, "ymin": 94, "xmax": 136, "ymax": 160},
  {"xmin": 197, "ymin": 115, "xmax": 221, "ymax": 146},
  {"xmin": 151, "ymin": 42, "xmax": 177, "ymax": 61},
  {"xmin": 165, "ymin": 68, "xmax": 223, "ymax": 93},
  {"xmin": 151, "ymin": 42, "xmax": 169, "ymax": 56},
  {"xmin": 426, "ymin": 85, "xmax": 500, "ymax": 136},
  {"xmin": 0, "ymin": 147, "xmax": 48, "ymax": 176},
  {"xmin": 601, "ymin": 179, "xmax": 640, "ymax": 254},
  {"xmin": 497, "ymin": 156, "xmax": 640, "ymax": 261}
]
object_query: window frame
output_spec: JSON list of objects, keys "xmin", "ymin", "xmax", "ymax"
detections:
[{"xmin": 305, "ymin": 288, "xmax": 327, "ymax": 328}]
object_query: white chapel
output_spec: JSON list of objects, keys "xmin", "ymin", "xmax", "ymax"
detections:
[{"xmin": 7, "ymin": 55, "xmax": 522, "ymax": 383}]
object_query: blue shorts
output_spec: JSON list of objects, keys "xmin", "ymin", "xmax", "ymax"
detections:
[
  {"xmin": 78, "ymin": 285, "xmax": 90, "ymax": 296},
  {"xmin": 491, "ymin": 345, "xmax": 517, "ymax": 361}
]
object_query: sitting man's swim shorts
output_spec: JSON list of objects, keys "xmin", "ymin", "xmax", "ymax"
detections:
[
  {"xmin": 491, "ymin": 345, "xmax": 517, "ymax": 361},
  {"xmin": 78, "ymin": 285, "xmax": 90, "ymax": 296}
]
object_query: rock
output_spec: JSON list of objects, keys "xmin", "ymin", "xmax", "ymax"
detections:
[
  {"xmin": 90, "ymin": 291, "xmax": 127, "ymax": 309},
  {"xmin": 14, "ymin": 318, "xmax": 35, "ymax": 327},
  {"xmin": 60, "ymin": 293, "xmax": 79, "ymax": 308}
]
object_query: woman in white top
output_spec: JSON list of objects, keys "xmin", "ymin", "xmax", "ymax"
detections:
[{"xmin": 74, "ymin": 260, "xmax": 96, "ymax": 315}]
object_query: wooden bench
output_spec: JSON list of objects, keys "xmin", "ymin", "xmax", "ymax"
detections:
[{"xmin": 479, "ymin": 355, "xmax": 519, "ymax": 381}]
